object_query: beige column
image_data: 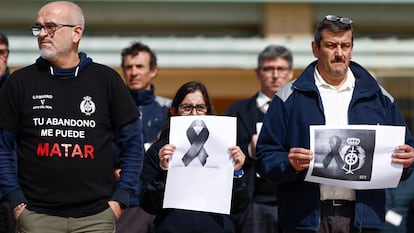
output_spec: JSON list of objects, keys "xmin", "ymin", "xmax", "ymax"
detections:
[{"xmin": 262, "ymin": 3, "xmax": 313, "ymax": 38}]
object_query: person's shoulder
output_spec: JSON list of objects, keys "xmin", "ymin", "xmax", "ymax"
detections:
[
  {"xmin": 350, "ymin": 61, "xmax": 387, "ymax": 96},
  {"xmin": 147, "ymin": 138, "xmax": 168, "ymax": 156},
  {"xmin": 226, "ymin": 95, "xmax": 256, "ymax": 113},
  {"xmin": 8, "ymin": 63, "xmax": 39, "ymax": 80},
  {"xmin": 276, "ymin": 81, "xmax": 295, "ymax": 102},
  {"xmin": 11, "ymin": 63, "xmax": 37, "ymax": 73},
  {"xmin": 155, "ymin": 96, "xmax": 172, "ymax": 107},
  {"xmin": 231, "ymin": 97, "xmax": 255, "ymax": 107},
  {"xmin": 87, "ymin": 62, "xmax": 118, "ymax": 73},
  {"xmin": 378, "ymin": 84, "xmax": 394, "ymax": 103},
  {"xmin": 83, "ymin": 62, "xmax": 122, "ymax": 81}
]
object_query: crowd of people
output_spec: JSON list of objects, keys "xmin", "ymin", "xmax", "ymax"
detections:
[{"xmin": 0, "ymin": 1, "xmax": 414, "ymax": 233}]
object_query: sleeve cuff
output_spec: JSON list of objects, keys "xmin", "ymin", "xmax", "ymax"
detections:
[
  {"xmin": 6, "ymin": 189, "xmax": 28, "ymax": 210},
  {"xmin": 111, "ymin": 188, "xmax": 129, "ymax": 208},
  {"xmin": 159, "ymin": 162, "xmax": 168, "ymax": 171}
]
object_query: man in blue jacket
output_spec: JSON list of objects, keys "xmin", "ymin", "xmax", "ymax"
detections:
[
  {"xmin": 256, "ymin": 15, "xmax": 414, "ymax": 233},
  {"xmin": 0, "ymin": 31, "xmax": 14, "ymax": 233},
  {"xmin": 114, "ymin": 42, "xmax": 171, "ymax": 233}
]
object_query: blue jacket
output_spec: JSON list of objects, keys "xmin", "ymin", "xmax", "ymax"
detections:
[
  {"xmin": 131, "ymin": 85, "xmax": 171, "ymax": 145},
  {"xmin": 256, "ymin": 60, "xmax": 414, "ymax": 231},
  {"xmin": 0, "ymin": 67, "xmax": 10, "ymax": 88},
  {"xmin": 113, "ymin": 84, "xmax": 171, "ymax": 206}
]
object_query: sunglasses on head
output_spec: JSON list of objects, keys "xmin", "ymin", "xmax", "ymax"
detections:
[{"xmin": 325, "ymin": 15, "xmax": 353, "ymax": 25}]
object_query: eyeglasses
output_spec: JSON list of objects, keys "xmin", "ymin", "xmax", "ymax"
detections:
[
  {"xmin": 32, "ymin": 22, "xmax": 77, "ymax": 36},
  {"xmin": 260, "ymin": 66, "xmax": 291, "ymax": 75},
  {"xmin": 325, "ymin": 15, "xmax": 353, "ymax": 25},
  {"xmin": 179, "ymin": 104, "xmax": 208, "ymax": 114},
  {"xmin": 0, "ymin": 49, "xmax": 9, "ymax": 56}
]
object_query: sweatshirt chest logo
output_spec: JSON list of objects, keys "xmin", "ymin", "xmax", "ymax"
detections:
[
  {"xmin": 80, "ymin": 96, "xmax": 95, "ymax": 116},
  {"xmin": 32, "ymin": 94, "xmax": 53, "ymax": 110}
]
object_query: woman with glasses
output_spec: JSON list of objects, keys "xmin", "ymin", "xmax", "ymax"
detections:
[{"xmin": 141, "ymin": 81, "xmax": 248, "ymax": 233}]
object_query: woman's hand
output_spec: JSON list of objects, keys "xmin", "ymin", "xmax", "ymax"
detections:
[
  {"xmin": 158, "ymin": 144, "xmax": 176, "ymax": 169},
  {"xmin": 229, "ymin": 146, "xmax": 246, "ymax": 171}
]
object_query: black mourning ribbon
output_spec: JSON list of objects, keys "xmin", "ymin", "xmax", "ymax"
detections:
[
  {"xmin": 182, "ymin": 120, "xmax": 210, "ymax": 166},
  {"xmin": 323, "ymin": 135, "xmax": 345, "ymax": 168}
]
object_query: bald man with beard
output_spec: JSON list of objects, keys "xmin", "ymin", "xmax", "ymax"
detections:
[{"xmin": 0, "ymin": 2, "xmax": 143, "ymax": 232}]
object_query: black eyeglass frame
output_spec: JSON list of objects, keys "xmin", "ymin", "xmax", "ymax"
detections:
[
  {"xmin": 325, "ymin": 15, "xmax": 353, "ymax": 25},
  {"xmin": 260, "ymin": 66, "xmax": 291, "ymax": 75},
  {"xmin": 0, "ymin": 49, "xmax": 9, "ymax": 56},
  {"xmin": 32, "ymin": 22, "xmax": 77, "ymax": 36},
  {"xmin": 178, "ymin": 104, "xmax": 208, "ymax": 113}
]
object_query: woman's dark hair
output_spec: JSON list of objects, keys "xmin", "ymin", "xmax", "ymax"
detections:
[{"xmin": 157, "ymin": 81, "xmax": 215, "ymax": 141}]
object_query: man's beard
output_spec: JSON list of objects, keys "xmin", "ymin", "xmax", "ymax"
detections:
[
  {"xmin": 40, "ymin": 43, "xmax": 72, "ymax": 62},
  {"xmin": 40, "ymin": 47, "xmax": 59, "ymax": 61},
  {"xmin": 329, "ymin": 67, "xmax": 347, "ymax": 77},
  {"xmin": 328, "ymin": 62, "xmax": 348, "ymax": 77}
]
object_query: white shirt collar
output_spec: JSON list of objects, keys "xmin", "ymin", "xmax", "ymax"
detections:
[
  {"xmin": 313, "ymin": 66, "xmax": 356, "ymax": 201},
  {"xmin": 314, "ymin": 67, "xmax": 355, "ymax": 91},
  {"xmin": 257, "ymin": 92, "xmax": 271, "ymax": 108}
]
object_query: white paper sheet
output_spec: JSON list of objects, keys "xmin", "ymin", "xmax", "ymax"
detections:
[
  {"xmin": 163, "ymin": 115, "xmax": 236, "ymax": 214},
  {"xmin": 305, "ymin": 125, "xmax": 405, "ymax": 189}
]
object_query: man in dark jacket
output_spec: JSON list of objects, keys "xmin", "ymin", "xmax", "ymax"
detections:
[
  {"xmin": 226, "ymin": 45, "xmax": 294, "ymax": 233},
  {"xmin": 0, "ymin": 31, "xmax": 15, "ymax": 233},
  {"xmin": 408, "ymin": 198, "xmax": 414, "ymax": 233},
  {"xmin": 0, "ymin": 32, "xmax": 10, "ymax": 88},
  {"xmin": 115, "ymin": 42, "xmax": 171, "ymax": 233},
  {"xmin": 256, "ymin": 15, "xmax": 414, "ymax": 233}
]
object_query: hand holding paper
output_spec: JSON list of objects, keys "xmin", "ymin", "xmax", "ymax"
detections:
[
  {"xmin": 288, "ymin": 147, "xmax": 313, "ymax": 172},
  {"xmin": 158, "ymin": 144, "xmax": 176, "ymax": 169},
  {"xmin": 392, "ymin": 144, "xmax": 414, "ymax": 168},
  {"xmin": 163, "ymin": 115, "xmax": 237, "ymax": 214},
  {"xmin": 305, "ymin": 125, "xmax": 406, "ymax": 189}
]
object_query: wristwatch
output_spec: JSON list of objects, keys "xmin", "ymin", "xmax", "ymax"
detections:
[{"xmin": 233, "ymin": 169, "xmax": 244, "ymax": 178}]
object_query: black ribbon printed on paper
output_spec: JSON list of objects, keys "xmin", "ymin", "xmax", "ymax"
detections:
[
  {"xmin": 323, "ymin": 135, "xmax": 345, "ymax": 168},
  {"xmin": 182, "ymin": 120, "xmax": 210, "ymax": 166}
]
